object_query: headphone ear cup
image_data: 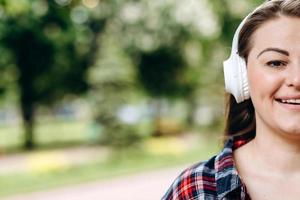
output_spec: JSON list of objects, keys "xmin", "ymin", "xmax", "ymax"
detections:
[
  {"xmin": 237, "ymin": 56, "xmax": 250, "ymax": 101},
  {"xmin": 223, "ymin": 55, "xmax": 250, "ymax": 103}
]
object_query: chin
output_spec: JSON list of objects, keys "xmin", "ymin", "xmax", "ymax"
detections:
[
  {"xmin": 275, "ymin": 116, "xmax": 300, "ymax": 132},
  {"xmin": 278, "ymin": 126, "xmax": 300, "ymax": 140}
]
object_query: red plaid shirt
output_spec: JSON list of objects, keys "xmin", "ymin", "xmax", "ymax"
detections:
[{"xmin": 162, "ymin": 137, "xmax": 252, "ymax": 200}]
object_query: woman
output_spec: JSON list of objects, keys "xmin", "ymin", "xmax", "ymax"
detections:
[{"xmin": 162, "ymin": 0, "xmax": 300, "ymax": 199}]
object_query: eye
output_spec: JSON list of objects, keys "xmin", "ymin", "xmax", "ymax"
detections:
[{"xmin": 265, "ymin": 60, "xmax": 287, "ymax": 68}]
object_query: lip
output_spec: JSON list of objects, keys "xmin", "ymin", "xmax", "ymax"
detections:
[
  {"xmin": 275, "ymin": 99, "xmax": 300, "ymax": 111},
  {"xmin": 276, "ymin": 96, "xmax": 300, "ymax": 100}
]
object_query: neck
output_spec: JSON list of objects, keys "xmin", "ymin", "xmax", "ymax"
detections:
[{"xmin": 250, "ymin": 119, "xmax": 300, "ymax": 177}]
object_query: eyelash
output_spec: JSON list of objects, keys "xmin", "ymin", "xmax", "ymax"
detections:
[{"xmin": 265, "ymin": 60, "xmax": 287, "ymax": 68}]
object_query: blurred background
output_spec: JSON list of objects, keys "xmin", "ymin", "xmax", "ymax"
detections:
[{"xmin": 0, "ymin": 0, "xmax": 262, "ymax": 199}]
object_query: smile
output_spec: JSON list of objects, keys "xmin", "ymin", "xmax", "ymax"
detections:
[
  {"xmin": 275, "ymin": 98, "xmax": 300, "ymax": 111},
  {"xmin": 276, "ymin": 99, "xmax": 300, "ymax": 105}
]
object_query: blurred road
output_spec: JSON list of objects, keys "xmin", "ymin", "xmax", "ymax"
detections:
[
  {"xmin": 2, "ymin": 166, "xmax": 185, "ymax": 200},
  {"xmin": 0, "ymin": 146, "xmax": 109, "ymax": 175}
]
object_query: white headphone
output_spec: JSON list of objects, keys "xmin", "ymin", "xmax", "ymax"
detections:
[
  {"xmin": 223, "ymin": 4, "xmax": 266, "ymax": 103},
  {"xmin": 223, "ymin": 17, "xmax": 250, "ymax": 103},
  {"xmin": 223, "ymin": 0, "xmax": 271, "ymax": 103}
]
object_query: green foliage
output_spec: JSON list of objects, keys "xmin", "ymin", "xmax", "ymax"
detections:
[
  {"xmin": 0, "ymin": 0, "xmax": 107, "ymax": 149},
  {"xmin": 114, "ymin": 1, "xmax": 200, "ymax": 100},
  {"xmin": 100, "ymin": 124, "xmax": 144, "ymax": 149},
  {"xmin": 87, "ymin": 31, "xmax": 145, "ymax": 148},
  {"xmin": 0, "ymin": 0, "xmax": 96, "ymax": 104},
  {"xmin": 0, "ymin": 0, "xmax": 266, "ymax": 150},
  {"xmin": 138, "ymin": 46, "xmax": 191, "ymax": 98}
]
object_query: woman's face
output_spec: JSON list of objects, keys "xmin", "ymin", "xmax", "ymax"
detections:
[{"xmin": 247, "ymin": 15, "xmax": 300, "ymax": 138}]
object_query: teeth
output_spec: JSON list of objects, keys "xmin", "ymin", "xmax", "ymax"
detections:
[{"xmin": 281, "ymin": 99, "xmax": 300, "ymax": 104}]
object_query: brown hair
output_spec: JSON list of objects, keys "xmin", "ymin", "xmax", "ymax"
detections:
[{"xmin": 224, "ymin": 0, "xmax": 300, "ymax": 141}]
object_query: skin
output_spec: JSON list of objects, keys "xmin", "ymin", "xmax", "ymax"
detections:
[{"xmin": 234, "ymin": 15, "xmax": 300, "ymax": 200}]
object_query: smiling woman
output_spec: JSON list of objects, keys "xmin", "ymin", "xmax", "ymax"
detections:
[{"xmin": 162, "ymin": 0, "xmax": 300, "ymax": 199}]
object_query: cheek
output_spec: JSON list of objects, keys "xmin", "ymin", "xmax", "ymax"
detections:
[
  {"xmin": 247, "ymin": 66, "xmax": 265, "ymax": 99},
  {"xmin": 247, "ymin": 65, "xmax": 282, "ymax": 99}
]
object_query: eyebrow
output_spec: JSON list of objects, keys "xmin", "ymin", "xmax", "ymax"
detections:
[{"xmin": 256, "ymin": 47, "xmax": 289, "ymax": 58}]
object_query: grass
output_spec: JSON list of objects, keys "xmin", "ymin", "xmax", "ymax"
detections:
[
  {"xmin": 0, "ymin": 119, "xmax": 221, "ymax": 197},
  {"xmin": 0, "ymin": 135, "xmax": 220, "ymax": 197},
  {"xmin": 0, "ymin": 119, "xmax": 92, "ymax": 152}
]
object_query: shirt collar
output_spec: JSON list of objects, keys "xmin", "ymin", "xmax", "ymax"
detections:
[{"xmin": 215, "ymin": 137, "xmax": 246, "ymax": 200}]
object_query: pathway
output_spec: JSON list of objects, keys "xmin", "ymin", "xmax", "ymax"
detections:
[{"xmin": 2, "ymin": 166, "xmax": 185, "ymax": 200}]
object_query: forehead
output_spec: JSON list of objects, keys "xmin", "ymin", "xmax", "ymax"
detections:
[{"xmin": 251, "ymin": 15, "xmax": 300, "ymax": 53}]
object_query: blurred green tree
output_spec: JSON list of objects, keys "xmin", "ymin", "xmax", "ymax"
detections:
[
  {"xmin": 128, "ymin": 0, "xmax": 265, "ymax": 132},
  {"xmin": 138, "ymin": 46, "xmax": 191, "ymax": 98},
  {"xmin": 88, "ymin": 0, "xmax": 265, "ymax": 144},
  {"xmin": 0, "ymin": 0, "xmax": 106, "ymax": 149},
  {"xmin": 88, "ymin": 32, "xmax": 143, "ymax": 148},
  {"xmin": 86, "ymin": 0, "xmax": 203, "ymax": 141},
  {"xmin": 115, "ymin": 1, "xmax": 203, "ymax": 132}
]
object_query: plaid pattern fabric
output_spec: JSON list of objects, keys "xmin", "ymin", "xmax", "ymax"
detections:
[{"xmin": 162, "ymin": 137, "xmax": 251, "ymax": 200}]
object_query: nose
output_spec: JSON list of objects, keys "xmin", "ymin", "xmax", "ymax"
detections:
[{"xmin": 286, "ymin": 62, "xmax": 300, "ymax": 89}]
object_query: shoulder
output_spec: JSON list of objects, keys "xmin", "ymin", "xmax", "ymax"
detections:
[{"xmin": 161, "ymin": 156, "xmax": 218, "ymax": 200}]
